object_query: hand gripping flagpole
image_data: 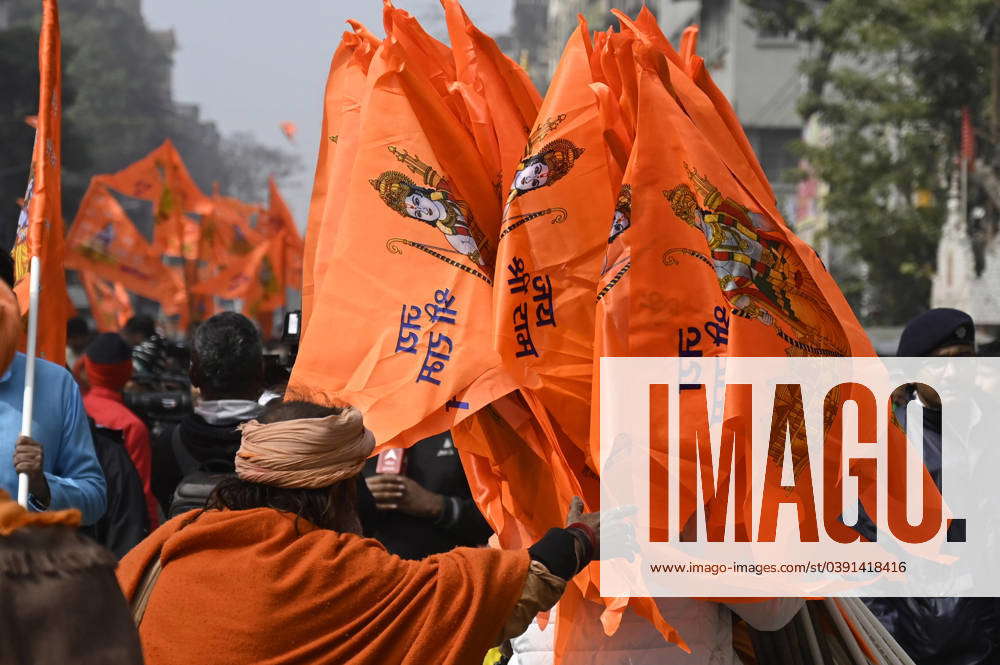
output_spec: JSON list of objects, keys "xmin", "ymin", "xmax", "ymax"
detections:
[{"xmin": 17, "ymin": 255, "xmax": 41, "ymax": 507}]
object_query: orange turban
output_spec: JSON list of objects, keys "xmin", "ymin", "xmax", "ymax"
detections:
[
  {"xmin": 0, "ymin": 284, "xmax": 21, "ymax": 376},
  {"xmin": 235, "ymin": 407, "xmax": 376, "ymax": 489}
]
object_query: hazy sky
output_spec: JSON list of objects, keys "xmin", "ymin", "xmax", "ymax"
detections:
[{"xmin": 143, "ymin": 0, "xmax": 514, "ymax": 226}]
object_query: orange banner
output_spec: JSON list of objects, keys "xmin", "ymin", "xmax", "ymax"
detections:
[
  {"xmin": 186, "ymin": 194, "xmax": 261, "ymax": 269},
  {"xmin": 80, "ymin": 273, "xmax": 133, "ymax": 333},
  {"xmin": 264, "ymin": 177, "xmax": 303, "ymax": 290},
  {"xmin": 11, "ymin": 0, "xmax": 70, "ymax": 365},
  {"xmin": 96, "ymin": 139, "xmax": 211, "ymax": 255},
  {"xmin": 443, "ymin": 0, "xmax": 542, "ymax": 206},
  {"xmin": 243, "ymin": 230, "xmax": 288, "ymax": 320},
  {"xmin": 289, "ymin": 24, "xmax": 516, "ymax": 448},
  {"xmin": 65, "ymin": 180, "xmax": 183, "ymax": 305},
  {"xmin": 493, "ymin": 18, "xmax": 621, "ymax": 454},
  {"xmin": 302, "ymin": 23, "xmax": 380, "ymax": 332},
  {"xmin": 189, "ymin": 238, "xmax": 271, "ymax": 302}
]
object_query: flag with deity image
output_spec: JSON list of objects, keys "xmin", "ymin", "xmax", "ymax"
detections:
[
  {"xmin": 288, "ymin": 14, "xmax": 518, "ymax": 449},
  {"xmin": 11, "ymin": 0, "xmax": 71, "ymax": 364},
  {"xmin": 65, "ymin": 179, "xmax": 183, "ymax": 305}
]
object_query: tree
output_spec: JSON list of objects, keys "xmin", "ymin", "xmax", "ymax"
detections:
[
  {"xmin": 744, "ymin": 0, "xmax": 993, "ymax": 325},
  {"xmin": 3, "ymin": 0, "xmax": 301, "ymax": 222},
  {"xmin": 215, "ymin": 131, "xmax": 302, "ymax": 204}
]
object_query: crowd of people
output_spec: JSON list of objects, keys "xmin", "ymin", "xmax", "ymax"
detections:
[
  {"xmin": 0, "ymin": 230, "xmax": 997, "ymax": 663},
  {"xmin": 0, "ymin": 243, "xmax": 606, "ymax": 663}
]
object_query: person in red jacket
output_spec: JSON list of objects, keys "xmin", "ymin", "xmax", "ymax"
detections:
[{"xmin": 82, "ymin": 333, "xmax": 159, "ymax": 528}]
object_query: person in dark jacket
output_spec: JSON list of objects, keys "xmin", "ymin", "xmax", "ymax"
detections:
[
  {"xmin": 151, "ymin": 312, "xmax": 264, "ymax": 513},
  {"xmin": 864, "ymin": 308, "xmax": 1000, "ymax": 665},
  {"xmin": 81, "ymin": 424, "xmax": 149, "ymax": 558},
  {"xmin": 363, "ymin": 432, "xmax": 493, "ymax": 559}
]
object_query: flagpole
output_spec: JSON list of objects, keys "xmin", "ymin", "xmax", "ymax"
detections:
[{"xmin": 17, "ymin": 255, "xmax": 41, "ymax": 507}]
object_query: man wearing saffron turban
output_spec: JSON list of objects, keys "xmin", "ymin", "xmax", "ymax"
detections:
[{"xmin": 118, "ymin": 399, "xmax": 603, "ymax": 665}]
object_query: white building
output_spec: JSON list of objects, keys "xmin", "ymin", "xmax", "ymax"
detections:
[{"xmin": 931, "ymin": 182, "xmax": 1000, "ymax": 331}]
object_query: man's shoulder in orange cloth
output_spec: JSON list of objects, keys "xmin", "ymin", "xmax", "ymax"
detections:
[{"xmin": 118, "ymin": 507, "xmax": 530, "ymax": 665}]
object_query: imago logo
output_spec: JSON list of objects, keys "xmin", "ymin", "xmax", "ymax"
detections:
[{"xmin": 599, "ymin": 357, "xmax": 1000, "ymax": 598}]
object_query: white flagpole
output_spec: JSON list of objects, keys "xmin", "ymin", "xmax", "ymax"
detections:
[{"xmin": 17, "ymin": 255, "xmax": 41, "ymax": 507}]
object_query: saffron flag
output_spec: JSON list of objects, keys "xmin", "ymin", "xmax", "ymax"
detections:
[
  {"xmin": 962, "ymin": 106, "xmax": 976, "ymax": 169},
  {"xmin": 65, "ymin": 180, "xmax": 183, "ymax": 304},
  {"xmin": 673, "ymin": 24, "xmax": 775, "ymax": 204},
  {"xmin": 618, "ymin": 53, "xmax": 871, "ymax": 367},
  {"xmin": 264, "ymin": 177, "xmax": 303, "ymax": 289},
  {"xmin": 580, "ymin": 36, "xmax": 886, "ymax": 654},
  {"xmin": 302, "ymin": 22, "xmax": 380, "ymax": 332},
  {"xmin": 289, "ymin": 25, "xmax": 516, "ymax": 448},
  {"xmin": 619, "ymin": 13, "xmax": 776, "ymax": 209},
  {"xmin": 442, "ymin": 0, "xmax": 543, "ymax": 202},
  {"xmin": 189, "ymin": 237, "xmax": 271, "ymax": 302},
  {"xmin": 80, "ymin": 273, "xmax": 132, "ymax": 333},
  {"xmin": 11, "ymin": 0, "xmax": 70, "ymax": 365},
  {"xmin": 96, "ymin": 140, "xmax": 211, "ymax": 255},
  {"xmin": 493, "ymin": 18, "xmax": 620, "ymax": 453},
  {"xmin": 188, "ymin": 195, "xmax": 263, "ymax": 271},
  {"xmin": 243, "ymin": 230, "xmax": 288, "ymax": 320}
]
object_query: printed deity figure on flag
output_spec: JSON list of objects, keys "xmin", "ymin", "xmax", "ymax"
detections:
[{"xmin": 371, "ymin": 147, "xmax": 488, "ymax": 268}]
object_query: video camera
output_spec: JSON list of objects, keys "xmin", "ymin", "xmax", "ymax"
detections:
[
  {"xmin": 124, "ymin": 389, "xmax": 193, "ymax": 440},
  {"xmin": 259, "ymin": 311, "xmax": 301, "ymax": 389},
  {"xmin": 124, "ymin": 390, "xmax": 193, "ymax": 423}
]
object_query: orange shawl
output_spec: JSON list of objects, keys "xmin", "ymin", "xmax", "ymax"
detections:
[{"xmin": 117, "ymin": 508, "xmax": 529, "ymax": 665}]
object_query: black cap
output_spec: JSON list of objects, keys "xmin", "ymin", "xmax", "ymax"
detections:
[
  {"xmin": 85, "ymin": 333, "xmax": 132, "ymax": 365},
  {"xmin": 896, "ymin": 308, "xmax": 975, "ymax": 357}
]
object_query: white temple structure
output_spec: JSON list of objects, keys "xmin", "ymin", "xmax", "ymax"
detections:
[{"xmin": 931, "ymin": 182, "xmax": 1000, "ymax": 334}]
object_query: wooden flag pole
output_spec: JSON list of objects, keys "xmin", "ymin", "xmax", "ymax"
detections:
[{"xmin": 17, "ymin": 255, "xmax": 41, "ymax": 507}]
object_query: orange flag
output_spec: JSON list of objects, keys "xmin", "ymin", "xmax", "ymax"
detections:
[
  {"xmin": 243, "ymin": 230, "xmax": 288, "ymax": 320},
  {"xmin": 670, "ymin": 23, "xmax": 775, "ymax": 205},
  {"xmin": 10, "ymin": 0, "xmax": 70, "ymax": 365},
  {"xmin": 614, "ymin": 11, "xmax": 776, "ymax": 211},
  {"xmin": 189, "ymin": 238, "xmax": 271, "ymax": 302},
  {"xmin": 618, "ymin": 52, "xmax": 871, "ymax": 367},
  {"xmin": 442, "ymin": 0, "xmax": 543, "ymax": 201},
  {"xmin": 96, "ymin": 140, "xmax": 211, "ymax": 255},
  {"xmin": 80, "ymin": 273, "xmax": 133, "ymax": 333},
  {"xmin": 302, "ymin": 23, "xmax": 380, "ymax": 332},
  {"xmin": 65, "ymin": 180, "xmax": 183, "ymax": 304},
  {"xmin": 188, "ymin": 195, "xmax": 263, "ymax": 270},
  {"xmin": 581, "ymin": 41, "xmax": 882, "ymax": 653},
  {"xmin": 264, "ymin": 177, "xmax": 303, "ymax": 289},
  {"xmin": 289, "ymin": 29, "xmax": 516, "ymax": 449},
  {"xmin": 493, "ymin": 18, "xmax": 620, "ymax": 454},
  {"xmin": 383, "ymin": 1, "xmax": 466, "ymax": 125}
]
